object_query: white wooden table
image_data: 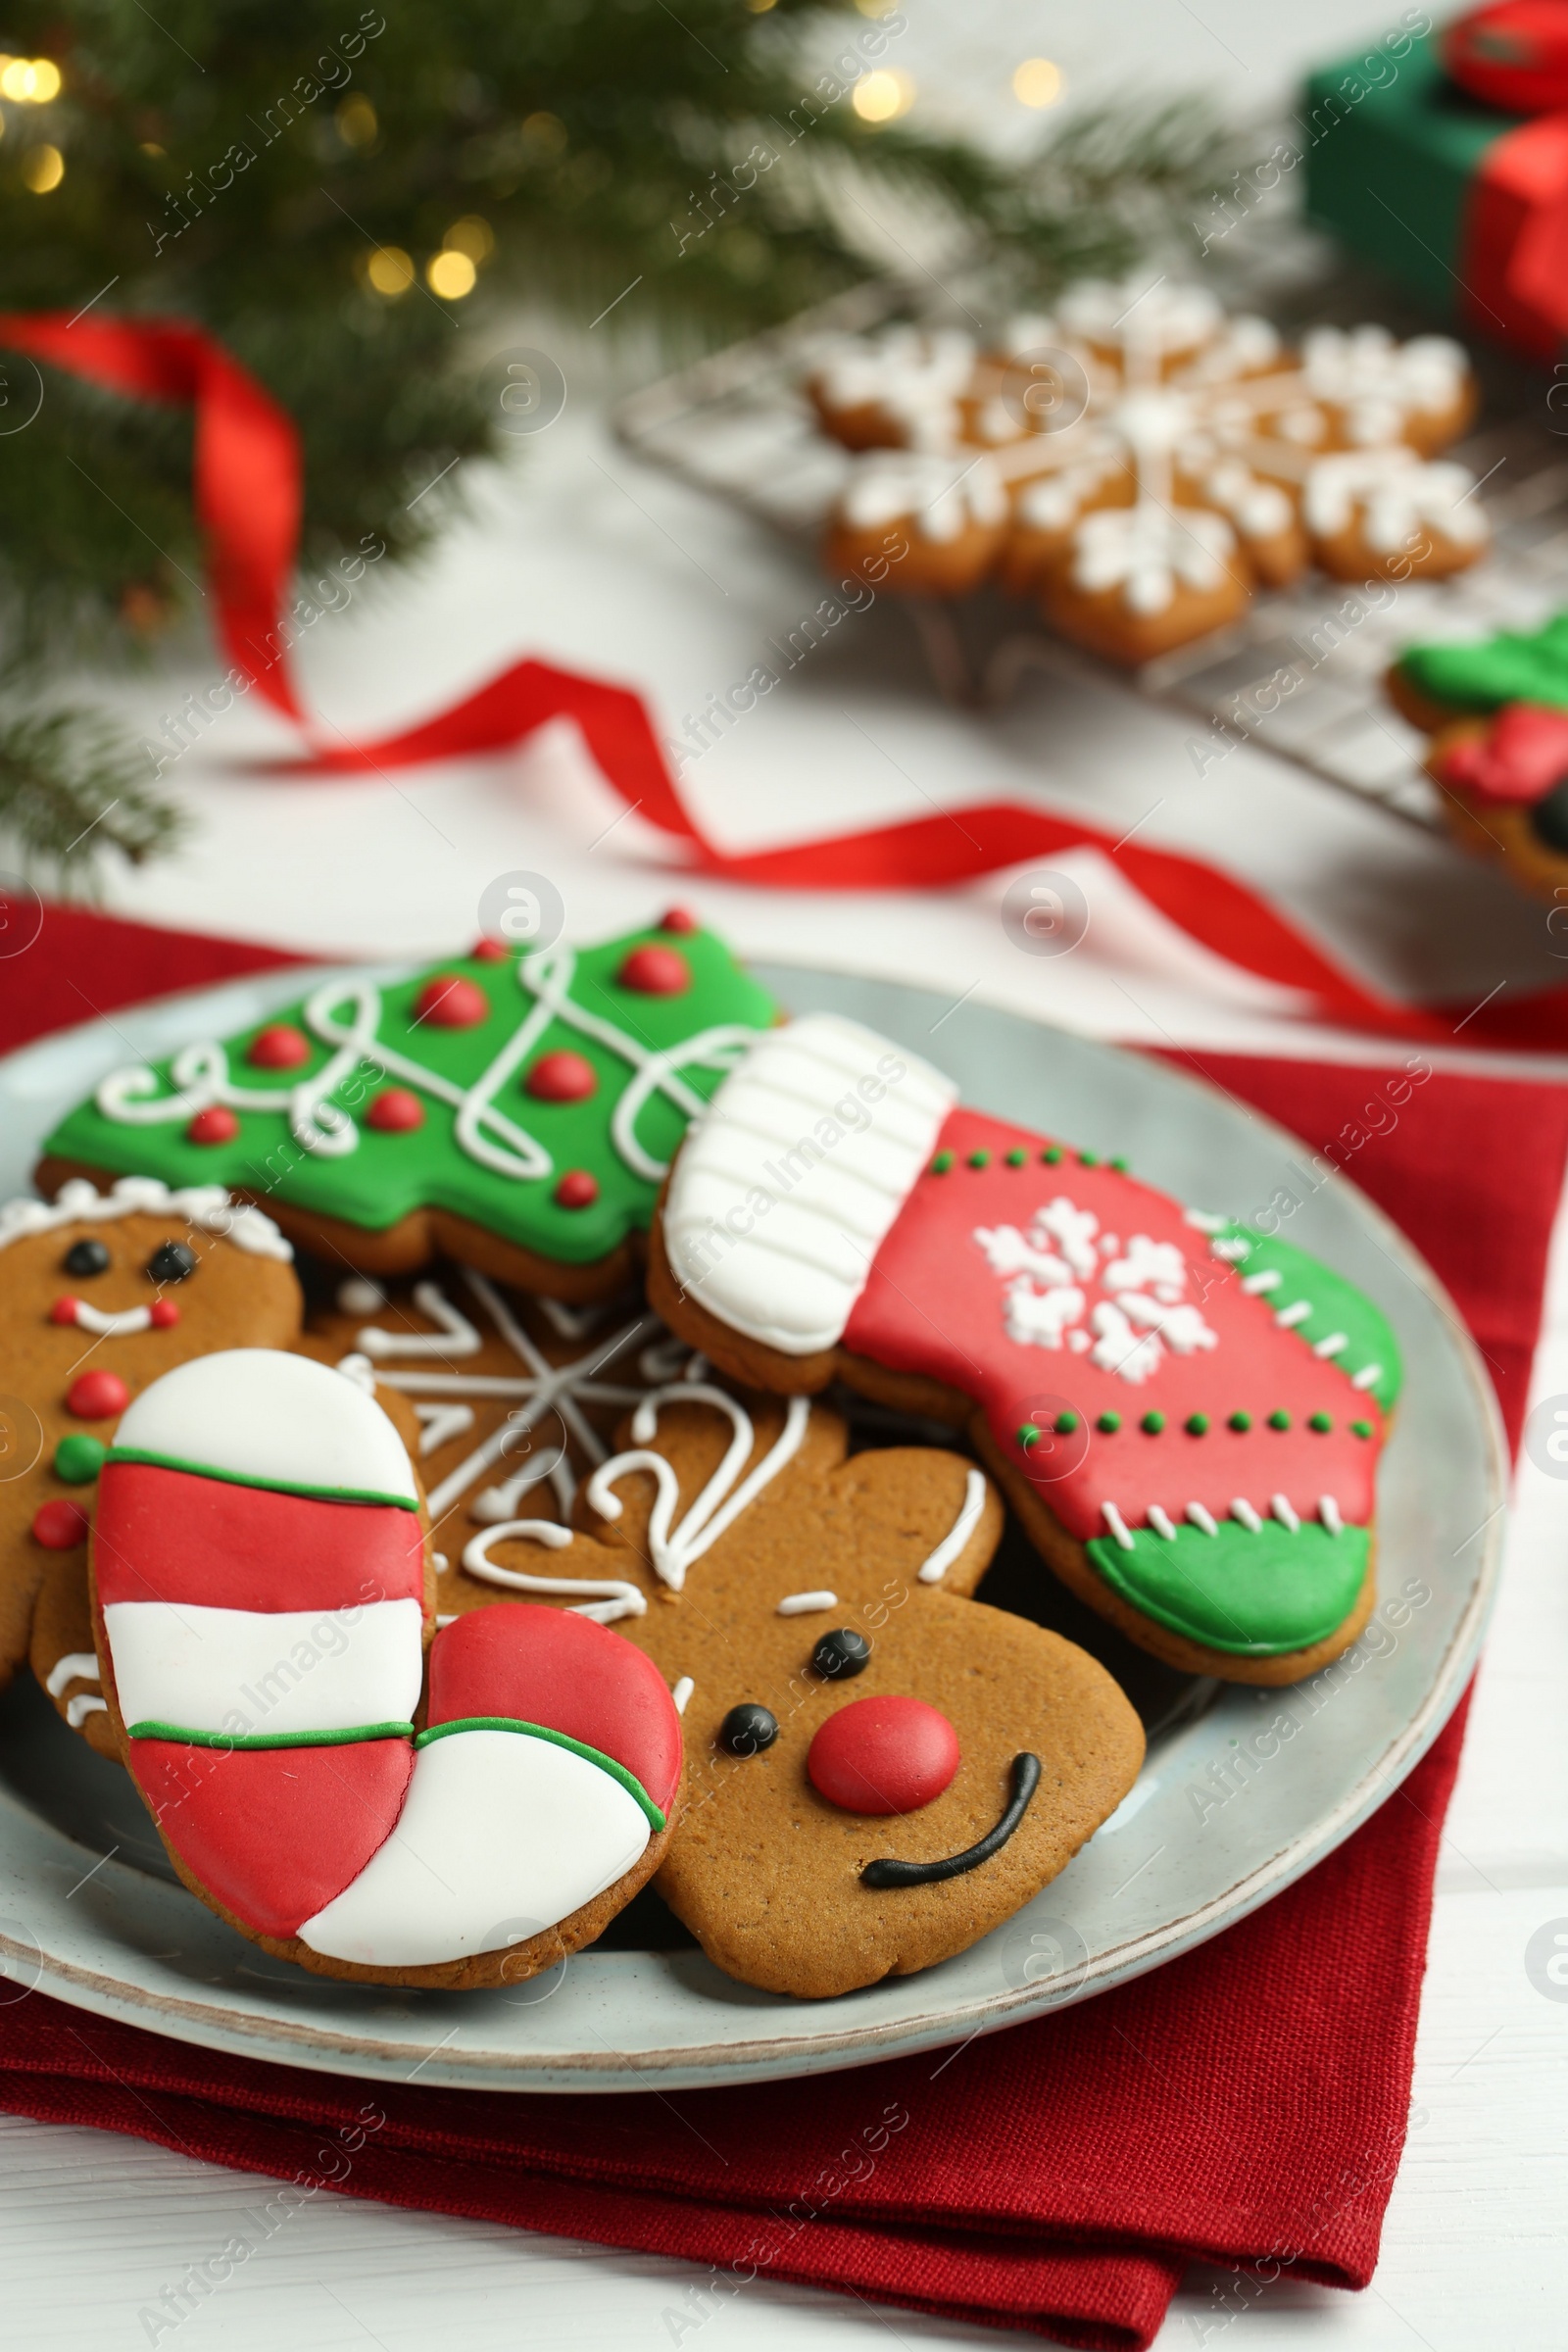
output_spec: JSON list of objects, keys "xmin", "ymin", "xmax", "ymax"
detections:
[{"xmin": 6, "ymin": 6, "xmax": 1568, "ymax": 2340}]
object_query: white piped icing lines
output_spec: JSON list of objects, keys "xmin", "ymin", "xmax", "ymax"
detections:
[
  {"xmin": 663, "ymin": 1013, "xmax": 956, "ymax": 1355},
  {"xmin": 0, "ymin": 1177, "xmax": 291, "ymax": 1260}
]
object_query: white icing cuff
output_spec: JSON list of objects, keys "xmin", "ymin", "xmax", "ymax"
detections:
[
  {"xmin": 112, "ymin": 1348, "xmax": 419, "ymax": 1505},
  {"xmin": 298, "ymin": 1729, "xmax": 650, "ymax": 1966},
  {"xmin": 662, "ymin": 1014, "xmax": 956, "ymax": 1355},
  {"xmin": 105, "ymin": 1597, "xmax": 424, "ymax": 1737}
]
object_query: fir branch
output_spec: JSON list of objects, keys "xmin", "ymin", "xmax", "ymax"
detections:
[{"xmin": 0, "ymin": 704, "xmax": 182, "ymax": 879}]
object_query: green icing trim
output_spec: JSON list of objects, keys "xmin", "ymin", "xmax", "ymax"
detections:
[
  {"xmin": 108, "ymin": 1447, "xmax": 418, "ymax": 1512},
  {"xmin": 127, "ymin": 1720, "xmax": 414, "ymax": 1748},
  {"xmin": 40, "ymin": 926, "xmax": 778, "ymax": 1268},
  {"xmin": 1212, "ymin": 1224, "xmax": 1401, "ymax": 1412},
  {"xmin": 1396, "ymin": 611, "xmax": 1568, "ymax": 719},
  {"xmin": 1086, "ymin": 1521, "xmax": 1370, "ymax": 1656},
  {"xmin": 414, "ymin": 1715, "xmax": 665, "ymax": 1831}
]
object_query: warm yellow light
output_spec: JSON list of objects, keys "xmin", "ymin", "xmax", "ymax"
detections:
[
  {"xmin": 745, "ymin": 0, "xmax": 777, "ymax": 12},
  {"xmin": 521, "ymin": 110, "xmax": 567, "ymax": 153},
  {"xmin": 853, "ymin": 71, "xmax": 913, "ymax": 123},
  {"xmin": 854, "ymin": 0, "xmax": 899, "ymax": 14},
  {"xmin": 366, "ymin": 245, "xmax": 414, "ymax": 296},
  {"xmin": 335, "ymin": 92, "xmax": 377, "ymax": 147},
  {"xmin": 1, "ymin": 59, "xmax": 34, "ymax": 99},
  {"xmin": 22, "ymin": 142, "xmax": 63, "ymax": 192},
  {"xmin": 28, "ymin": 58, "xmax": 61, "ymax": 101},
  {"xmin": 426, "ymin": 248, "xmax": 477, "ymax": 299},
  {"xmin": 443, "ymin": 214, "xmax": 494, "ymax": 263},
  {"xmin": 1012, "ymin": 58, "xmax": 1064, "ymax": 108}
]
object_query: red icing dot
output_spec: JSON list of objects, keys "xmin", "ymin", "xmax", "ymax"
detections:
[
  {"xmin": 416, "ymin": 974, "xmax": 489, "ymax": 1028},
  {"xmin": 616, "ymin": 944, "xmax": 690, "ymax": 996},
  {"xmin": 367, "ymin": 1087, "xmax": 426, "ymax": 1133},
  {"xmin": 471, "ymin": 937, "xmax": 511, "ymax": 961},
  {"xmin": 32, "ymin": 1499, "xmax": 89, "ymax": 1550},
  {"xmin": 149, "ymin": 1298, "xmax": 180, "ymax": 1328},
  {"xmin": 660, "ymin": 906, "xmax": 700, "ymax": 935},
  {"xmin": 49, "ymin": 1297, "xmax": 80, "ymax": 1327},
  {"xmin": 808, "ymin": 1695, "xmax": 960, "ymax": 1816},
  {"xmin": 247, "ymin": 1024, "xmax": 311, "ymax": 1070},
  {"xmin": 65, "ymin": 1371, "xmax": 129, "ymax": 1421},
  {"xmin": 554, "ymin": 1170, "xmax": 599, "ymax": 1209},
  {"xmin": 526, "ymin": 1050, "xmax": 598, "ymax": 1103},
  {"xmin": 187, "ymin": 1106, "xmax": 238, "ymax": 1146}
]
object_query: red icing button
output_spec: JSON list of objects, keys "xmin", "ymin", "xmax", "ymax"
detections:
[
  {"xmin": 367, "ymin": 1087, "xmax": 425, "ymax": 1133},
  {"xmin": 416, "ymin": 974, "xmax": 489, "ymax": 1028},
  {"xmin": 526, "ymin": 1050, "xmax": 598, "ymax": 1103},
  {"xmin": 554, "ymin": 1170, "xmax": 599, "ymax": 1209},
  {"xmin": 49, "ymin": 1297, "xmax": 80, "ymax": 1326},
  {"xmin": 808, "ymin": 1695, "xmax": 960, "ymax": 1816},
  {"xmin": 616, "ymin": 944, "xmax": 690, "ymax": 996},
  {"xmin": 660, "ymin": 906, "xmax": 700, "ymax": 935},
  {"xmin": 247, "ymin": 1024, "xmax": 311, "ymax": 1070},
  {"xmin": 149, "ymin": 1299, "xmax": 180, "ymax": 1328},
  {"xmin": 186, "ymin": 1106, "xmax": 238, "ymax": 1146},
  {"xmin": 65, "ymin": 1370, "xmax": 129, "ymax": 1421},
  {"xmin": 32, "ymin": 1499, "xmax": 89, "ymax": 1551},
  {"xmin": 471, "ymin": 937, "xmax": 511, "ymax": 961}
]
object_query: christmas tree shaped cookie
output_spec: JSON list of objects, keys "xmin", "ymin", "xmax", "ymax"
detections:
[
  {"xmin": 37, "ymin": 915, "xmax": 777, "ymax": 1298},
  {"xmin": 648, "ymin": 1015, "xmax": 1401, "ymax": 1685}
]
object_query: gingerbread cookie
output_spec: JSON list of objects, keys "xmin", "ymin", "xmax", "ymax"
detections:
[
  {"xmin": 1388, "ymin": 608, "xmax": 1568, "ymax": 734},
  {"xmin": 807, "ymin": 326, "xmax": 977, "ymax": 453},
  {"xmin": 648, "ymin": 1016, "xmax": 1401, "ymax": 1686},
  {"xmin": 294, "ymin": 1263, "xmax": 692, "ymax": 1567},
  {"xmin": 806, "ymin": 280, "xmax": 1489, "ymax": 664},
  {"xmin": 0, "ymin": 1180, "xmax": 301, "ymax": 1728},
  {"xmin": 89, "ymin": 1347, "xmax": 681, "ymax": 1987},
  {"xmin": 36, "ymin": 917, "xmax": 777, "ymax": 1301},
  {"xmin": 1423, "ymin": 702, "xmax": 1568, "ymax": 901},
  {"xmin": 444, "ymin": 1381, "xmax": 1142, "ymax": 1997}
]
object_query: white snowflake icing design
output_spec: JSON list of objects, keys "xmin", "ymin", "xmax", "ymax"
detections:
[{"xmin": 975, "ymin": 1197, "xmax": 1217, "ymax": 1385}]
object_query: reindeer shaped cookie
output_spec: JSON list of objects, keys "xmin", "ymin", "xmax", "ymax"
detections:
[{"xmin": 441, "ymin": 1381, "xmax": 1145, "ymax": 1998}]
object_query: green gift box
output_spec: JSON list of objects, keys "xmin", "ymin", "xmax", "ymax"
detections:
[{"xmin": 1302, "ymin": 14, "xmax": 1568, "ymax": 363}]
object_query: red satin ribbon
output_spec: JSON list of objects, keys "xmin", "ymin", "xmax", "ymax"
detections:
[{"xmin": 7, "ymin": 309, "xmax": 1568, "ymax": 1051}]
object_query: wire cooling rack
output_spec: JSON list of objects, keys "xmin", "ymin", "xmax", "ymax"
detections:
[{"xmin": 612, "ymin": 280, "xmax": 1568, "ymax": 837}]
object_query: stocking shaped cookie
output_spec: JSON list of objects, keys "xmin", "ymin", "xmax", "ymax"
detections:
[
  {"xmin": 649, "ymin": 1015, "xmax": 1401, "ymax": 1685},
  {"xmin": 0, "ymin": 1179, "xmax": 301, "ymax": 1745},
  {"xmin": 294, "ymin": 1264, "xmax": 690, "ymax": 1560},
  {"xmin": 37, "ymin": 917, "xmax": 777, "ymax": 1298},
  {"xmin": 445, "ymin": 1384, "xmax": 1144, "ymax": 1998},
  {"xmin": 90, "ymin": 1348, "xmax": 681, "ymax": 1987}
]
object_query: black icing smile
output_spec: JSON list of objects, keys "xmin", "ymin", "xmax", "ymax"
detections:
[{"xmin": 860, "ymin": 1752, "xmax": 1041, "ymax": 1889}]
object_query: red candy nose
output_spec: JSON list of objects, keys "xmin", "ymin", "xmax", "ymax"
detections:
[{"xmin": 808, "ymin": 1695, "xmax": 960, "ymax": 1816}]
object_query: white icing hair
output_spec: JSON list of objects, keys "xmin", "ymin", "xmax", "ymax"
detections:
[{"xmin": 0, "ymin": 1177, "xmax": 294, "ymax": 1261}]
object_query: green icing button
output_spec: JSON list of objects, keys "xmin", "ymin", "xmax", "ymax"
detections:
[
  {"xmin": 1212, "ymin": 1223, "xmax": 1401, "ymax": 1412},
  {"xmin": 38, "ymin": 926, "xmax": 779, "ymax": 1268},
  {"xmin": 1396, "ymin": 610, "xmax": 1568, "ymax": 719},
  {"xmin": 1086, "ymin": 1520, "xmax": 1371, "ymax": 1656},
  {"xmin": 54, "ymin": 1434, "xmax": 109, "ymax": 1485}
]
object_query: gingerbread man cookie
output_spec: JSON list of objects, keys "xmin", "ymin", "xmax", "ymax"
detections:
[
  {"xmin": 89, "ymin": 1347, "xmax": 681, "ymax": 1987},
  {"xmin": 36, "ymin": 917, "xmax": 777, "ymax": 1301},
  {"xmin": 0, "ymin": 1180, "xmax": 301, "ymax": 1742},
  {"xmin": 443, "ymin": 1382, "xmax": 1143, "ymax": 1998},
  {"xmin": 648, "ymin": 1016, "xmax": 1401, "ymax": 1686}
]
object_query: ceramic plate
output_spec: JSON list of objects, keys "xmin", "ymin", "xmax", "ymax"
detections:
[{"xmin": 0, "ymin": 961, "xmax": 1504, "ymax": 2091}]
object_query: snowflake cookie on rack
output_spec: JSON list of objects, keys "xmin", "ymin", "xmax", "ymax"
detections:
[{"xmin": 808, "ymin": 277, "xmax": 1490, "ymax": 663}]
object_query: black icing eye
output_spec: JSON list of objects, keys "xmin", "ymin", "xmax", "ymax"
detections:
[
  {"xmin": 811, "ymin": 1628, "xmax": 871, "ymax": 1681},
  {"xmin": 62, "ymin": 1238, "xmax": 111, "ymax": 1279},
  {"xmin": 146, "ymin": 1240, "xmax": 199, "ymax": 1285},
  {"xmin": 718, "ymin": 1703, "xmax": 778, "ymax": 1757}
]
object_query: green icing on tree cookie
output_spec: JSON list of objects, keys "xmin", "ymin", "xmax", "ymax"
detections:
[
  {"xmin": 1396, "ymin": 610, "xmax": 1568, "ymax": 719},
  {"xmin": 1211, "ymin": 1224, "xmax": 1401, "ymax": 1413},
  {"xmin": 1086, "ymin": 1519, "xmax": 1370, "ymax": 1656},
  {"xmin": 41, "ymin": 924, "xmax": 777, "ymax": 1266}
]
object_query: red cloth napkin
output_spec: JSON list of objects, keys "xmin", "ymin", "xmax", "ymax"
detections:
[{"xmin": 2, "ymin": 906, "xmax": 1561, "ymax": 2351}]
